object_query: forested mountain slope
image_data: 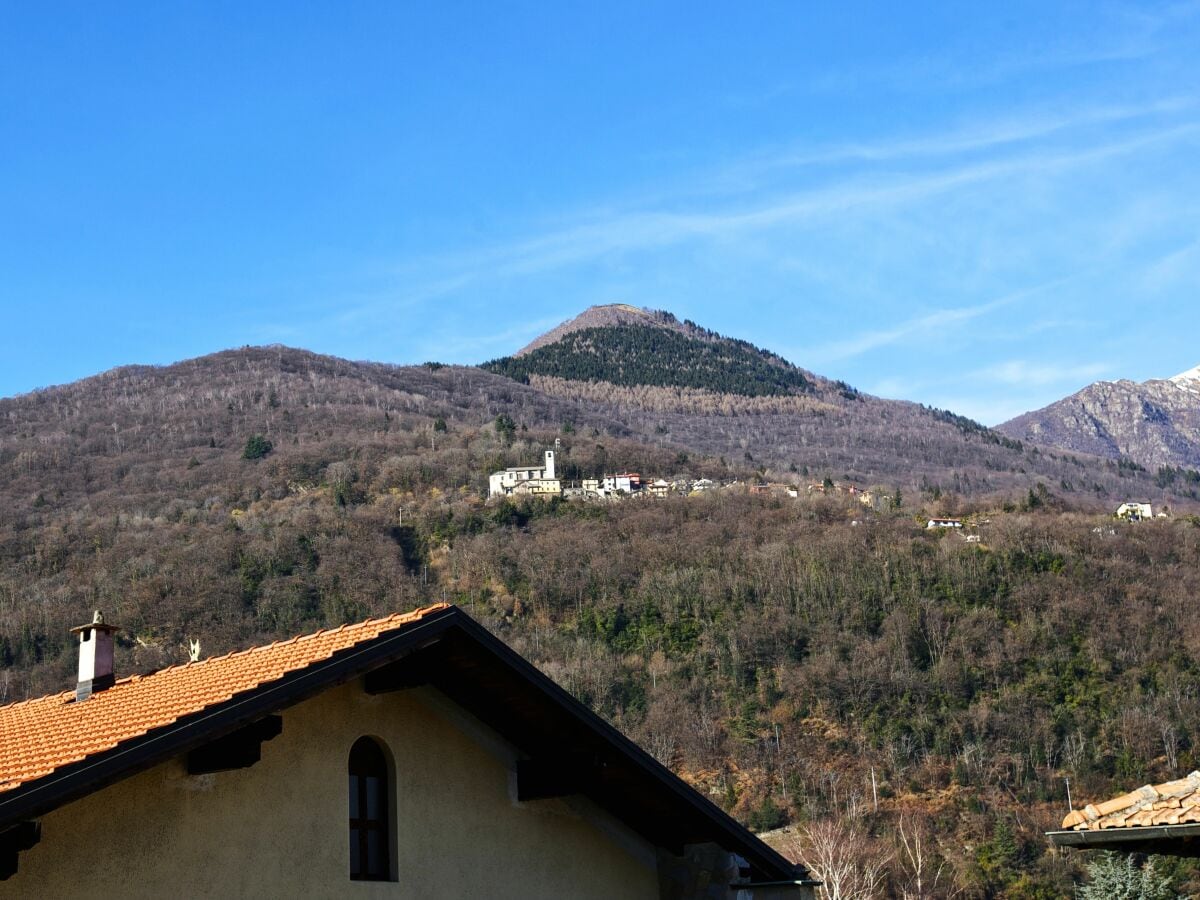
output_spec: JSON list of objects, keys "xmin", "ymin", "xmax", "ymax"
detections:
[
  {"xmin": 4, "ymin": 343, "xmax": 1200, "ymax": 894},
  {"xmin": 486, "ymin": 307, "xmax": 1183, "ymax": 505},
  {"xmin": 485, "ymin": 324, "xmax": 813, "ymax": 396}
]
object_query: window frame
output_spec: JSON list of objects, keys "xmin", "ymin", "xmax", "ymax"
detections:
[{"xmin": 348, "ymin": 736, "xmax": 393, "ymax": 882}]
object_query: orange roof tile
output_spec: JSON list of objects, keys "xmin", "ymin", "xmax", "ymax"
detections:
[
  {"xmin": 1062, "ymin": 771, "xmax": 1200, "ymax": 831},
  {"xmin": 0, "ymin": 604, "xmax": 448, "ymax": 796}
]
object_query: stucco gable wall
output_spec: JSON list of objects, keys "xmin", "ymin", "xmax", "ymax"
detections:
[{"xmin": 3, "ymin": 680, "xmax": 660, "ymax": 899}]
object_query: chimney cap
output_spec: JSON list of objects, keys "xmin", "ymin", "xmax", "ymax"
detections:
[{"xmin": 70, "ymin": 610, "xmax": 120, "ymax": 635}]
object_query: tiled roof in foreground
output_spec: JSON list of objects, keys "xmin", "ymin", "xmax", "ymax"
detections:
[
  {"xmin": 1062, "ymin": 771, "xmax": 1200, "ymax": 831},
  {"xmin": 0, "ymin": 604, "xmax": 448, "ymax": 796}
]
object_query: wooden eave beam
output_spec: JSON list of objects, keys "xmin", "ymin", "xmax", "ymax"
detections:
[
  {"xmin": 0, "ymin": 821, "xmax": 40, "ymax": 881},
  {"xmin": 516, "ymin": 757, "xmax": 603, "ymax": 801},
  {"xmin": 186, "ymin": 715, "xmax": 283, "ymax": 775},
  {"xmin": 362, "ymin": 640, "xmax": 444, "ymax": 694}
]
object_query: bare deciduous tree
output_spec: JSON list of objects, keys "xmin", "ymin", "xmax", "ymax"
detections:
[
  {"xmin": 785, "ymin": 817, "xmax": 890, "ymax": 900},
  {"xmin": 894, "ymin": 816, "xmax": 961, "ymax": 900}
]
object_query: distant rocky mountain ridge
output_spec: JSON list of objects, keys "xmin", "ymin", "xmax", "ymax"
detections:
[
  {"xmin": 997, "ymin": 364, "xmax": 1200, "ymax": 471},
  {"xmin": 0, "ymin": 307, "xmax": 1188, "ymax": 509}
]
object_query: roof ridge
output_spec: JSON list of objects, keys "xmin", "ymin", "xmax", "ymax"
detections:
[
  {"xmin": 0, "ymin": 688, "xmax": 73, "ymax": 710},
  {"xmin": 0, "ymin": 604, "xmax": 451, "ymax": 712},
  {"xmin": 0, "ymin": 603, "xmax": 454, "ymax": 800}
]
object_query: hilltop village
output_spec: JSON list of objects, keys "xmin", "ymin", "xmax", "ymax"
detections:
[
  {"xmin": 487, "ymin": 448, "xmax": 1171, "ymax": 533},
  {"xmin": 488, "ymin": 446, "xmax": 891, "ymax": 506}
]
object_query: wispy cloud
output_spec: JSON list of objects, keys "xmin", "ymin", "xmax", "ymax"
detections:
[
  {"xmin": 330, "ymin": 273, "xmax": 479, "ymax": 328},
  {"xmin": 866, "ymin": 358, "xmax": 1115, "ymax": 426},
  {"xmin": 786, "ymin": 271, "xmax": 1085, "ymax": 365},
  {"xmin": 968, "ymin": 360, "xmax": 1112, "ymax": 389},
  {"xmin": 864, "ymin": 353, "xmax": 1111, "ymax": 409},
  {"xmin": 804, "ymin": 300, "xmax": 1008, "ymax": 365},
  {"xmin": 1140, "ymin": 237, "xmax": 1200, "ymax": 292},
  {"xmin": 278, "ymin": 75, "xmax": 1200, "ymax": 424},
  {"xmin": 728, "ymin": 97, "xmax": 1196, "ymax": 178},
  {"xmin": 721, "ymin": 4, "xmax": 1196, "ymax": 108},
  {"xmin": 409, "ymin": 316, "xmax": 563, "ymax": 363},
  {"xmin": 386, "ymin": 119, "xmax": 1200, "ymax": 301},
  {"xmin": 795, "ymin": 23, "xmax": 1169, "ymax": 98},
  {"xmin": 796, "ymin": 0, "xmax": 1200, "ymax": 101}
]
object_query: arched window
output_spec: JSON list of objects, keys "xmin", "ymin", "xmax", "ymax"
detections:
[{"xmin": 348, "ymin": 737, "xmax": 391, "ymax": 881}]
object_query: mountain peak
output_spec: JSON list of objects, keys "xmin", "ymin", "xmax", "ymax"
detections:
[
  {"xmin": 1169, "ymin": 363, "xmax": 1200, "ymax": 388},
  {"xmin": 998, "ymin": 367, "xmax": 1200, "ymax": 469},
  {"xmin": 515, "ymin": 305, "xmax": 687, "ymax": 356},
  {"xmin": 486, "ymin": 308, "xmax": 816, "ymax": 398}
]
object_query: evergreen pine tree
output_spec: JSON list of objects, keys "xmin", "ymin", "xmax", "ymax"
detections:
[{"xmin": 1078, "ymin": 852, "xmax": 1179, "ymax": 900}]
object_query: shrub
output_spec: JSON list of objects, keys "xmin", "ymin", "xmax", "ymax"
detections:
[{"xmin": 242, "ymin": 434, "xmax": 273, "ymax": 460}]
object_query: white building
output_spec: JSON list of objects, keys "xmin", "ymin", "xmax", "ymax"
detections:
[
  {"xmin": 1115, "ymin": 502, "xmax": 1153, "ymax": 521},
  {"xmin": 489, "ymin": 451, "xmax": 559, "ymax": 499},
  {"xmin": 926, "ymin": 517, "xmax": 963, "ymax": 529},
  {"xmin": 578, "ymin": 473, "xmax": 642, "ymax": 499},
  {"xmin": 603, "ymin": 473, "xmax": 641, "ymax": 495}
]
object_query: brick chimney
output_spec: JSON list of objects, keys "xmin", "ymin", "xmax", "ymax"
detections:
[{"xmin": 70, "ymin": 611, "xmax": 119, "ymax": 701}]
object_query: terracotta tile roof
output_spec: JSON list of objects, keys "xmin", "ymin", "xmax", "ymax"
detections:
[
  {"xmin": 0, "ymin": 604, "xmax": 448, "ymax": 796},
  {"xmin": 1062, "ymin": 771, "xmax": 1200, "ymax": 830}
]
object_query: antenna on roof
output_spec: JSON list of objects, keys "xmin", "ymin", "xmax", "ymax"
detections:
[{"xmin": 188, "ymin": 639, "xmax": 202, "ymax": 663}]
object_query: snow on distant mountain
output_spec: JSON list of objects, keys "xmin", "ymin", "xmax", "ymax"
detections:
[
  {"xmin": 998, "ymin": 366, "xmax": 1200, "ymax": 469},
  {"xmin": 1169, "ymin": 363, "xmax": 1200, "ymax": 391}
]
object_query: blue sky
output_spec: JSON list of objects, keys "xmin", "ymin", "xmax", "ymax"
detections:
[{"xmin": 2, "ymin": 2, "xmax": 1198, "ymax": 423}]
